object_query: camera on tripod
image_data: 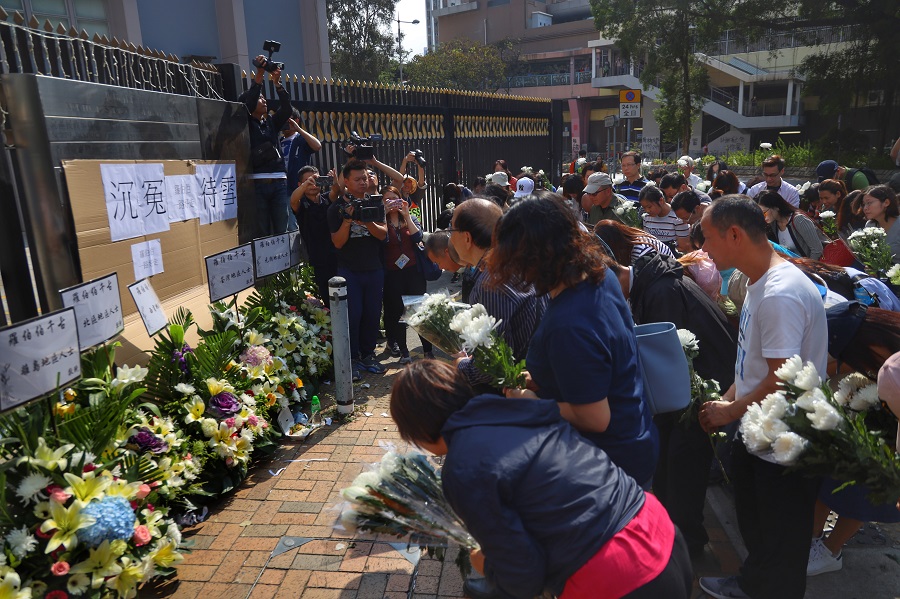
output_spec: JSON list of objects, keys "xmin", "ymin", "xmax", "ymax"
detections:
[
  {"xmin": 344, "ymin": 195, "xmax": 385, "ymax": 223},
  {"xmin": 345, "ymin": 131, "xmax": 383, "ymax": 161},
  {"xmin": 252, "ymin": 40, "xmax": 285, "ymax": 73}
]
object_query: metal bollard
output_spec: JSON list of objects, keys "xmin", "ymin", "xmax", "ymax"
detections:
[{"xmin": 328, "ymin": 276, "xmax": 354, "ymax": 414}]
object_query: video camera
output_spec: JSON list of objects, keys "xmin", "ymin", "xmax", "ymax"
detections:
[
  {"xmin": 252, "ymin": 40, "xmax": 285, "ymax": 73},
  {"xmin": 343, "ymin": 195, "xmax": 385, "ymax": 222},
  {"xmin": 345, "ymin": 131, "xmax": 383, "ymax": 161}
]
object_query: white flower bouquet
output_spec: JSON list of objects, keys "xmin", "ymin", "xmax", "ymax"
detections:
[
  {"xmin": 848, "ymin": 227, "xmax": 895, "ymax": 277},
  {"xmin": 886, "ymin": 264, "xmax": 900, "ymax": 287},
  {"xmin": 449, "ymin": 305, "xmax": 527, "ymax": 389},
  {"xmin": 614, "ymin": 201, "xmax": 642, "ymax": 229},
  {"xmin": 740, "ymin": 356, "xmax": 900, "ymax": 504},
  {"xmin": 404, "ymin": 293, "xmax": 471, "ymax": 356},
  {"xmin": 818, "ymin": 210, "xmax": 837, "ymax": 239}
]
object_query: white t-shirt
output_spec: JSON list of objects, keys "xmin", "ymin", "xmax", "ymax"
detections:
[
  {"xmin": 687, "ymin": 172, "xmax": 702, "ymax": 188},
  {"xmin": 735, "ymin": 261, "xmax": 828, "ymax": 401},
  {"xmin": 748, "ymin": 180, "xmax": 801, "ymax": 207},
  {"xmin": 776, "ymin": 226, "xmax": 796, "ymax": 252},
  {"xmin": 642, "ymin": 211, "xmax": 689, "ymax": 243}
]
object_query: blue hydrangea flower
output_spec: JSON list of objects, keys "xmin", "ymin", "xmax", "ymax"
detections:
[{"xmin": 76, "ymin": 496, "xmax": 136, "ymax": 548}]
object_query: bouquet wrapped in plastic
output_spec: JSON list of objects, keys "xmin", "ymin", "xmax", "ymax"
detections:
[{"xmin": 403, "ymin": 293, "xmax": 470, "ymax": 356}]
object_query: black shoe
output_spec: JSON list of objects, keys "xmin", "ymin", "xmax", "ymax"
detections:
[{"xmin": 463, "ymin": 577, "xmax": 501, "ymax": 599}]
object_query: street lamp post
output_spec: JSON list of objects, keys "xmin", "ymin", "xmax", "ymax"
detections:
[{"xmin": 392, "ymin": 14, "xmax": 420, "ymax": 85}]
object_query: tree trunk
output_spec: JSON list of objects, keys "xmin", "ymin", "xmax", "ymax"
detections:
[{"xmin": 682, "ymin": 53, "xmax": 691, "ymax": 156}]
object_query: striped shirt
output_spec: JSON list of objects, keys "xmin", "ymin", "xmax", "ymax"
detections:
[
  {"xmin": 458, "ymin": 264, "xmax": 549, "ymax": 386},
  {"xmin": 615, "ymin": 176, "xmax": 649, "ymax": 203},
  {"xmin": 631, "ymin": 236, "xmax": 675, "ymax": 264},
  {"xmin": 642, "ymin": 211, "xmax": 689, "ymax": 244}
]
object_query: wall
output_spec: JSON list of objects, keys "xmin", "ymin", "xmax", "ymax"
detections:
[
  {"xmin": 137, "ymin": 0, "xmax": 221, "ymax": 60},
  {"xmin": 242, "ymin": 1, "xmax": 305, "ymax": 77}
]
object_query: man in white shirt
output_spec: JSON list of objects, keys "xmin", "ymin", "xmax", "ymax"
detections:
[
  {"xmin": 678, "ymin": 155, "xmax": 702, "ymax": 188},
  {"xmin": 697, "ymin": 196, "xmax": 827, "ymax": 599},
  {"xmin": 747, "ymin": 154, "xmax": 801, "ymax": 207}
]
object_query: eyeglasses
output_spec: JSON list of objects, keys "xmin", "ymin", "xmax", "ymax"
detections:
[{"xmin": 862, "ymin": 200, "xmax": 884, "ymax": 208}]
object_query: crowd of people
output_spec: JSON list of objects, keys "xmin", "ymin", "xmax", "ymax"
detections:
[{"xmin": 240, "ymin": 67, "xmax": 900, "ymax": 598}]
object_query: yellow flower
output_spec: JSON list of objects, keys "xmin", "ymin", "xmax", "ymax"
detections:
[
  {"xmin": 63, "ymin": 388, "xmax": 77, "ymax": 401},
  {"xmin": 150, "ymin": 539, "xmax": 184, "ymax": 569},
  {"xmin": 70, "ymin": 540, "xmax": 124, "ymax": 589},
  {"xmin": 295, "ymin": 378, "xmax": 304, "ymax": 388},
  {"xmin": 183, "ymin": 396, "xmax": 205, "ymax": 424},
  {"xmin": 40, "ymin": 500, "xmax": 94, "ymax": 553},
  {"xmin": 204, "ymin": 378, "xmax": 233, "ymax": 396},
  {"xmin": 63, "ymin": 472, "xmax": 112, "ymax": 505},
  {"xmin": 104, "ymin": 478, "xmax": 140, "ymax": 500},
  {"xmin": 17, "ymin": 438, "xmax": 74, "ymax": 471},
  {"xmin": 0, "ymin": 570, "xmax": 31, "ymax": 599},
  {"xmin": 105, "ymin": 556, "xmax": 149, "ymax": 599},
  {"xmin": 54, "ymin": 402, "xmax": 76, "ymax": 417}
]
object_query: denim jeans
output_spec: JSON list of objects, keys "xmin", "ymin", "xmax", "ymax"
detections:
[
  {"xmin": 338, "ymin": 267, "xmax": 384, "ymax": 360},
  {"xmin": 253, "ymin": 178, "xmax": 291, "ymax": 236}
]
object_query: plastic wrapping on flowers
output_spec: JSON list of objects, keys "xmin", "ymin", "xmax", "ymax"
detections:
[{"xmin": 402, "ymin": 292, "xmax": 470, "ymax": 356}]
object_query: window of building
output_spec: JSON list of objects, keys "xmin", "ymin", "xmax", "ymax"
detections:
[{"xmin": 0, "ymin": 0, "xmax": 108, "ymax": 37}]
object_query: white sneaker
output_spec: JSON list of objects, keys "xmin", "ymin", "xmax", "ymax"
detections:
[{"xmin": 807, "ymin": 537, "xmax": 842, "ymax": 576}]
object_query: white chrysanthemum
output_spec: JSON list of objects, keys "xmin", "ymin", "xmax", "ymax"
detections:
[
  {"xmin": 5, "ymin": 526, "xmax": 38, "ymax": 558},
  {"xmin": 614, "ymin": 206, "xmax": 625, "ymax": 215},
  {"xmin": 174, "ymin": 383, "xmax": 195, "ymax": 395},
  {"xmin": 760, "ymin": 415, "xmax": 790, "ymax": 441},
  {"xmin": 793, "ymin": 362, "xmax": 822, "ymax": 391},
  {"xmin": 807, "ymin": 401, "xmax": 843, "ymax": 431},
  {"xmin": 772, "ymin": 432, "xmax": 807, "ymax": 465},
  {"xmin": 849, "ymin": 384, "xmax": 880, "ymax": 412},
  {"xmin": 676, "ymin": 329, "xmax": 699, "ymax": 352},
  {"xmin": 378, "ymin": 451, "xmax": 402, "ymax": 476},
  {"xmin": 774, "ymin": 355, "xmax": 803, "ymax": 382},
  {"xmin": 887, "ymin": 264, "xmax": 900, "ymax": 279},
  {"xmin": 740, "ymin": 422, "xmax": 771, "ymax": 452},
  {"xmin": 352, "ymin": 470, "xmax": 382, "ymax": 489},
  {"xmin": 15, "ymin": 472, "xmax": 51, "ymax": 505},
  {"xmin": 200, "ymin": 418, "xmax": 218, "ymax": 438},
  {"xmin": 760, "ymin": 392, "xmax": 788, "ymax": 420},
  {"xmin": 759, "ymin": 142, "xmax": 772, "ymax": 150},
  {"xmin": 742, "ymin": 403, "xmax": 765, "ymax": 427},
  {"xmin": 110, "ymin": 364, "xmax": 149, "ymax": 391},
  {"xmin": 796, "ymin": 387, "xmax": 827, "ymax": 411},
  {"xmin": 818, "ymin": 210, "xmax": 836, "ymax": 219}
]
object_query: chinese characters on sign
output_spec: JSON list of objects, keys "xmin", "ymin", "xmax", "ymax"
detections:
[
  {"xmin": 618, "ymin": 89, "xmax": 642, "ymax": 119},
  {"xmin": 59, "ymin": 273, "xmax": 124, "ymax": 349},
  {"xmin": 164, "ymin": 174, "xmax": 200, "ymax": 223},
  {"xmin": 195, "ymin": 164, "xmax": 238, "ymax": 225},
  {"xmin": 127, "ymin": 279, "xmax": 168, "ymax": 337},
  {"xmin": 205, "ymin": 244, "xmax": 255, "ymax": 302},
  {"xmin": 289, "ymin": 231, "xmax": 304, "ymax": 267},
  {"xmin": 253, "ymin": 234, "xmax": 292, "ymax": 278},
  {"xmin": 0, "ymin": 308, "xmax": 81, "ymax": 413},
  {"xmin": 131, "ymin": 239, "xmax": 165, "ymax": 280},
  {"xmin": 101, "ymin": 163, "xmax": 170, "ymax": 241}
]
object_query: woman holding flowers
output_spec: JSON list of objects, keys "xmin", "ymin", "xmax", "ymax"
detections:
[
  {"xmin": 486, "ymin": 196, "xmax": 658, "ymax": 488},
  {"xmin": 390, "ymin": 360, "xmax": 692, "ymax": 599},
  {"xmin": 380, "ymin": 185, "xmax": 433, "ymax": 363},
  {"xmin": 854, "ymin": 185, "xmax": 900, "ymax": 265}
]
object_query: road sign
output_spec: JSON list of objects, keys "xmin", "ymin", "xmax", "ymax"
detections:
[
  {"xmin": 604, "ymin": 115, "xmax": 617, "ymax": 128},
  {"xmin": 619, "ymin": 89, "xmax": 642, "ymax": 119}
]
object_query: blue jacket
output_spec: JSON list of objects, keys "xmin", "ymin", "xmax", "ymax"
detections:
[{"xmin": 441, "ymin": 394, "xmax": 645, "ymax": 599}]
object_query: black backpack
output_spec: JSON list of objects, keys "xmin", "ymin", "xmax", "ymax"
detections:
[{"xmin": 845, "ymin": 167, "xmax": 879, "ymax": 189}]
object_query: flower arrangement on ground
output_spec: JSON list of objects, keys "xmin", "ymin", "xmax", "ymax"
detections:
[
  {"xmin": 848, "ymin": 227, "xmax": 894, "ymax": 277},
  {"xmin": 0, "ymin": 345, "xmax": 185, "ymax": 599},
  {"xmin": 739, "ymin": 356, "xmax": 900, "ymax": 504}
]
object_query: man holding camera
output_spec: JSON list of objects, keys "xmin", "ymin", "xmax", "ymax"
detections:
[
  {"xmin": 327, "ymin": 159, "xmax": 388, "ymax": 375},
  {"xmin": 239, "ymin": 54, "xmax": 293, "ymax": 236},
  {"xmin": 281, "ymin": 108, "xmax": 322, "ymax": 191},
  {"xmin": 290, "ymin": 165, "xmax": 336, "ymax": 302}
]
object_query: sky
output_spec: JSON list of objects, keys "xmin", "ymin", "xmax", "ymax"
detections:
[{"xmin": 394, "ymin": 0, "xmax": 429, "ymax": 58}]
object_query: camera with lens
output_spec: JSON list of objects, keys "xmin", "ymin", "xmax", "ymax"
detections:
[
  {"xmin": 345, "ymin": 131, "xmax": 383, "ymax": 161},
  {"xmin": 252, "ymin": 40, "xmax": 285, "ymax": 73},
  {"xmin": 411, "ymin": 149, "xmax": 427, "ymax": 167},
  {"xmin": 343, "ymin": 195, "xmax": 385, "ymax": 222},
  {"xmin": 316, "ymin": 175, "xmax": 334, "ymax": 189}
]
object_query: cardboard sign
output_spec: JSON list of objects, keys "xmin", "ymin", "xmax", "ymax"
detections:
[
  {"xmin": 253, "ymin": 234, "xmax": 292, "ymax": 278},
  {"xmin": 131, "ymin": 239, "xmax": 164, "ymax": 280},
  {"xmin": 205, "ymin": 244, "xmax": 255, "ymax": 303},
  {"xmin": 101, "ymin": 163, "xmax": 170, "ymax": 241},
  {"xmin": 0, "ymin": 308, "xmax": 81, "ymax": 412},
  {"xmin": 127, "ymin": 279, "xmax": 168, "ymax": 337},
  {"xmin": 59, "ymin": 273, "xmax": 124, "ymax": 349}
]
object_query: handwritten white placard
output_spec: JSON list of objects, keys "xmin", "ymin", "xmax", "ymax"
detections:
[
  {"xmin": 0, "ymin": 308, "xmax": 81, "ymax": 412},
  {"xmin": 289, "ymin": 230, "xmax": 304, "ymax": 267},
  {"xmin": 59, "ymin": 273, "xmax": 124, "ymax": 349},
  {"xmin": 101, "ymin": 163, "xmax": 170, "ymax": 241},
  {"xmin": 127, "ymin": 279, "xmax": 167, "ymax": 337},
  {"xmin": 195, "ymin": 163, "xmax": 238, "ymax": 225},
  {"xmin": 253, "ymin": 234, "xmax": 292, "ymax": 278},
  {"xmin": 164, "ymin": 174, "xmax": 200, "ymax": 223},
  {"xmin": 131, "ymin": 239, "xmax": 164, "ymax": 281},
  {"xmin": 204, "ymin": 244, "xmax": 255, "ymax": 302}
]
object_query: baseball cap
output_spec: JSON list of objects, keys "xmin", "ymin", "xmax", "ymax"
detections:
[
  {"xmin": 514, "ymin": 177, "xmax": 535, "ymax": 198},
  {"xmin": 816, "ymin": 160, "xmax": 839, "ymax": 182},
  {"xmin": 583, "ymin": 172, "xmax": 613, "ymax": 194},
  {"xmin": 678, "ymin": 156, "xmax": 694, "ymax": 168},
  {"xmin": 491, "ymin": 172, "xmax": 509, "ymax": 187}
]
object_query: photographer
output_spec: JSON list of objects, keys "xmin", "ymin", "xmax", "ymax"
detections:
[
  {"xmin": 290, "ymin": 166, "xmax": 336, "ymax": 301},
  {"xmin": 327, "ymin": 159, "xmax": 388, "ymax": 375},
  {"xmin": 239, "ymin": 54, "xmax": 293, "ymax": 236},
  {"xmin": 280, "ymin": 108, "xmax": 322, "ymax": 191}
]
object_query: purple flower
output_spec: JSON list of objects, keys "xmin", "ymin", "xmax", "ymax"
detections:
[
  {"xmin": 128, "ymin": 428, "xmax": 169, "ymax": 454},
  {"xmin": 209, "ymin": 392, "xmax": 241, "ymax": 418},
  {"xmin": 171, "ymin": 343, "xmax": 194, "ymax": 375}
]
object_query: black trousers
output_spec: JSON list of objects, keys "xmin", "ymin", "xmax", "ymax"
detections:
[
  {"xmin": 652, "ymin": 411, "xmax": 713, "ymax": 553},
  {"xmin": 383, "ymin": 267, "xmax": 432, "ymax": 354},
  {"xmin": 622, "ymin": 527, "xmax": 693, "ymax": 599},
  {"xmin": 732, "ymin": 439, "xmax": 819, "ymax": 599}
]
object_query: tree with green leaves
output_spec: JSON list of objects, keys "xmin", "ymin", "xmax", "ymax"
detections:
[
  {"xmin": 590, "ymin": 0, "xmax": 726, "ymax": 154},
  {"xmin": 404, "ymin": 38, "xmax": 507, "ymax": 91},
  {"xmin": 327, "ymin": 0, "xmax": 398, "ymax": 82}
]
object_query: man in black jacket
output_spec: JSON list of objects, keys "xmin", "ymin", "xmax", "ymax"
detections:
[
  {"xmin": 610, "ymin": 251, "xmax": 738, "ymax": 557},
  {"xmin": 239, "ymin": 54, "xmax": 293, "ymax": 236}
]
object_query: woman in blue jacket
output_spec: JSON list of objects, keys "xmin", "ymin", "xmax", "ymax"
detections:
[{"xmin": 390, "ymin": 360, "xmax": 692, "ymax": 599}]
